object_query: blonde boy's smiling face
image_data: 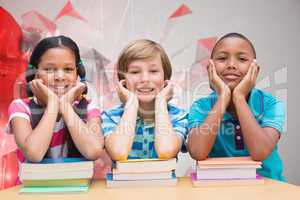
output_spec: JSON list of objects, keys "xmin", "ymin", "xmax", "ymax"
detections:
[
  {"xmin": 124, "ymin": 53, "xmax": 165, "ymax": 103},
  {"xmin": 212, "ymin": 37, "xmax": 255, "ymax": 90},
  {"xmin": 36, "ymin": 47, "xmax": 77, "ymax": 97}
]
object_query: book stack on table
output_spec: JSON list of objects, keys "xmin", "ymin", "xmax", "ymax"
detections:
[
  {"xmin": 192, "ymin": 156, "xmax": 264, "ymax": 187},
  {"xmin": 19, "ymin": 157, "xmax": 94, "ymax": 193},
  {"xmin": 106, "ymin": 158, "xmax": 177, "ymax": 188}
]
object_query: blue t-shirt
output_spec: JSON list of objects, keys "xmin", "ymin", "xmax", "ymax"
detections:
[
  {"xmin": 102, "ymin": 103, "xmax": 188, "ymax": 159},
  {"xmin": 188, "ymin": 88, "xmax": 285, "ymax": 181}
]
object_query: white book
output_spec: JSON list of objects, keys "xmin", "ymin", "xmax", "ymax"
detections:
[
  {"xmin": 191, "ymin": 173, "xmax": 264, "ymax": 187},
  {"xmin": 196, "ymin": 167, "xmax": 257, "ymax": 180},
  {"xmin": 21, "ymin": 161, "xmax": 93, "ymax": 173},
  {"xmin": 197, "ymin": 164, "xmax": 261, "ymax": 169},
  {"xmin": 20, "ymin": 170, "xmax": 93, "ymax": 180}
]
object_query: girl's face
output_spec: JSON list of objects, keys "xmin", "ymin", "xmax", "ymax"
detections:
[
  {"xmin": 212, "ymin": 37, "xmax": 255, "ymax": 90},
  {"xmin": 124, "ymin": 53, "xmax": 165, "ymax": 104},
  {"xmin": 36, "ymin": 47, "xmax": 77, "ymax": 97}
]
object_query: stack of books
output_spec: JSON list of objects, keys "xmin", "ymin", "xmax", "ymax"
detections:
[
  {"xmin": 106, "ymin": 158, "xmax": 177, "ymax": 188},
  {"xmin": 19, "ymin": 157, "xmax": 94, "ymax": 193},
  {"xmin": 192, "ymin": 156, "xmax": 264, "ymax": 187}
]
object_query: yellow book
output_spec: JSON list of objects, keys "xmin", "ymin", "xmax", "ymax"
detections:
[{"xmin": 114, "ymin": 158, "xmax": 177, "ymax": 173}]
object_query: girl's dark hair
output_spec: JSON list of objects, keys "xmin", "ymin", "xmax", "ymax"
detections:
[
  {"xmin": 26, "ymin": 35, "xmax": 88, "ymax": 158},
  {"xmin": 211, "ymin": 32, "xmax": 256, "ymax": 58}
]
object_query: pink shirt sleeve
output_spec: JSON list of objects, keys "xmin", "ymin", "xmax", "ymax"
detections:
[{"xmin": 6, "ymin": 99, "xmax": 31, "ymax": 134}]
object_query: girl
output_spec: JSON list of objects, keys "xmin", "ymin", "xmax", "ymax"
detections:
[
  {"xmin": 102, "ymin": 39, "xmax": 188, "ymax": 160},
  {"xmin": 6, "ymin": 35, "xmax": 104, "ymax": 163},
  {"xmin": 187, "ymin": 33, "xmax": 285, "ymax": 181}
]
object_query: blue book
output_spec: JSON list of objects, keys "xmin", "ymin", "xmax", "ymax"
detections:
[{"xmin": 30, "ymin": 157, "xmax": 88, "ymax": 164}]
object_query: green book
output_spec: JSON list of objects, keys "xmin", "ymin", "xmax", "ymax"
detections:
[
  {"xmin": 19, "ymin": 186, "xmax": 89, "ymax": 193},
  {"xmin": 22, "ymin": 179, "xmax": 90, "ymax": 187}
]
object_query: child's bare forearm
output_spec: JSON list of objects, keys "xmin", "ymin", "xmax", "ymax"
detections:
[
  {"xmin": 188, "ymin": 97, "xmax": 228, "ymax": 160},
  {"xmin": 234, "ymin": 98, "xmax": 279, "ymax": 160},
  {"xmin": 18, "ymin": 105, "xmax": 58, "ymax": 162},
  {"xmin": 105, "ymin": 99, "xmax": 138, "ymax": 160},
  {"xmin": 154, "ymin": 98, "xmax": 182, "ymax": 159},
  {"xmin": 60, "ymin": 103, "xmax": 103, "ymax": 160}
]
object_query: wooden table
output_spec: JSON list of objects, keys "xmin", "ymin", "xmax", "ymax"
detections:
[{"xmin": 0, "ymin": 178, "xmax": 299, "ymax": 200}]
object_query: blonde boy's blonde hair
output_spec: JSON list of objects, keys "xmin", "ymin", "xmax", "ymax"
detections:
[{"xmin": 117, "ymin": 39, "xmax": 172, "ymax": 81}]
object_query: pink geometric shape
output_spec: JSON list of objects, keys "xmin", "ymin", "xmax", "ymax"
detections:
[
  {"xmin": 195, "ymin": 37, "xmax": 218, "ymax": 63},
  {"xmin": 169, "ymin": 4, "xmax": 192, "ymax": 19},
  {"xmin": 0, "ymin": 134, "xmax": 17, "ymax": 157},
  {"xmin": 21, "ymin": 10, "xmax": 56, "ymax": 33},
  {"xmin": 198, "ymin": 37, "xmax": 218, "ymax": 52},
  {"xmin": 55, "ymin": 0, "xmax": 86, "ymax": 22},
  {"xmin": 195, "ymin": 43, "xmax": 210, "ymax": 63}
]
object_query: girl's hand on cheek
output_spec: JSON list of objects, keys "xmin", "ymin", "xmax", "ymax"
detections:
[
  {"xmin": 60, "ymin": 82, "xmax": 86, "ymax": 105},
  {"xmin": 31, "ymin": 79, "xmax": 59, "ymax": 109}
]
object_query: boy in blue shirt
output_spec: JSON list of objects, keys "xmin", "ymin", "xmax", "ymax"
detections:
[
  {"xmin": 187, "ymin": 33, "xmax": 285, "ymax": 181},
  {"xmin": 102, "ymin": 39, "xmax": 188, "ymax": 160}
]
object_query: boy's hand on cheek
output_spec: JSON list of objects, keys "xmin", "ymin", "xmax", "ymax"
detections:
[
  {"xmin": 116, "ymin": 80, "xmax": 138, "ymax": 106},
  {"xmin": 208, "ymin": 60, "xmax": 231, "ymax": 104},
  {"xmin": 233, "ymin": 60, "xmax": 259, "ymax": 103},
  {"xmin": 156, "ymin": 80, "xmax": 174, "ymax": 102}
]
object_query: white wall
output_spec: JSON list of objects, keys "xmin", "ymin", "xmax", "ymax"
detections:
[{"xmin": 1, "ymin": 0, "xmax": 299, "ymax": 184}]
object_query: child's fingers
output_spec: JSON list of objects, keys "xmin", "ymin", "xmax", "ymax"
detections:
[
  {"xmin": 208, "ymin": 60, "xmax": 214, "ymax": 82},
  {"xmin": 210, "ymin": 59, "xmax": 219, "ymax": 80},
  {"xmin": 251, "ymin": 62, "xmax": 260, "ymax": 83},
  {"xmin": 249, "ymin": 60, "xmax": 257, "ymax": 80},
  {"xmin": 32, "ymin": 79, "xmax": 43, "ymax": 93},
  {"xmin": 72, "ymin": 84, "xmax": 86, "ymax": 98},
  {"xmin": 211, "ymin": 63, "xmax": 218, "ymax": 78},
  {"xmin": 120, "ymin": 80, "xmax": 126, "ymax": 87},
  {"xmin": 245, "ymin": 60, "xmax": 255, "ymax": 80},
  {"xmin": 116, "ymin": 82, "xmax": 121, "ymax": 94},
  {"xmin": 30, "ymin": 81, "xmax": 37, "ymax": 94},
  {"xmin": 164, "ymin": 80, "xmax": 171, "ymax": 87}
]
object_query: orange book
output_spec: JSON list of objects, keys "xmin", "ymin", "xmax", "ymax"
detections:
[{"xmin": 197, "ymin": 156, "xmax": 262, "ymax": 167}]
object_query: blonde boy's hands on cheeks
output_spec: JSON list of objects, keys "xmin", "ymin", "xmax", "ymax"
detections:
[
  {"xmin": 116, "ymin": 80, "xmax": 138, "ymax": 108},
  {"xmin": 232, "ymin": 60, "xmax": 260, "ymax": 103},
  {"xmin": 157, "ymin": 80, "xmax": 174, "ymax": 101},
  {"xmin": 156, "ymin": 80, "xmax": 174, "ymax": 108},
  {"xmin": 30, "ymin": 79, "xmax": 59, "ymax": 112},
  {"xmin": 207, "ymin": 59, "xmax": 231, "ymax": 106}
]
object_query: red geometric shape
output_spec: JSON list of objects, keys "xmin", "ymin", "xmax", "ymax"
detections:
[
  {"xmin": 169, "ymin": 4, "xmax": 192, "ymax": 19},
  {"xmin": 55, "ymin": 0, "xmax": 86, "ymax": 22},
  {"xmin": 198, "ymin": 37, "xmax": 218, "ymax": 51},
  {"xmin": 0, "ymin": 7, "xmax": 22, "ymax": 58},
  {"xmin": 21, "ymin": 10, "xmax": 56, "ymax": 33},
  {"xmin": 0, "ymin": 7, "xmax": 27, "ymax": 126}
]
